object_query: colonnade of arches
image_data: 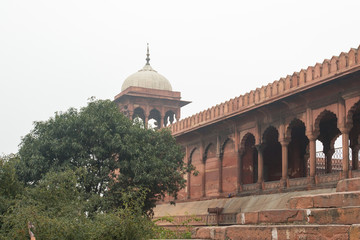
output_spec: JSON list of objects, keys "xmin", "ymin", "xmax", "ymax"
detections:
[
  {"xmin": 184, "ymin": 100, "xmax": 360, "ymax": 199},
  {"xmin": 132, "ymin": 107, "xmax": 178, "ymax": 129}
]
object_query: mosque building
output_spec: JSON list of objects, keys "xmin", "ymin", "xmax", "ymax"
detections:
[{"xmin": 114, "ymin": 44, "xmax": 360, "ymax": 239}]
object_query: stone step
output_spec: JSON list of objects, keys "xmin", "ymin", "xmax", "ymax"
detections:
[
  {"xmin": 237, "ymin": 209, "xmax": 306, "ymax": 225},
  {"xmin": 193, "ymin": 224, "xmax": 360, "ymax": 240},
  {"xmin": 307, "ymin": 207, "xmax": 360, "ymax": 225},
  {"xmin": 237, "ymin": 206, "xmax": 360, "ymax": 225},
  {"xmin": 287, "ymin": 191, "xmax": 360, "ymax": 209},
  {"xmin": 337, "ymin": 177, "xmax": 360, "ymax": 192}
]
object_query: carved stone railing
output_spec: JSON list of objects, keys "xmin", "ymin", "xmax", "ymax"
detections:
[
  {"xmin": 154, "ymin": 213, "xmax": 237, "ymax": 226},
  {"xmin": 351, "ymin": 170, "xmax": 360, "ymax": 178},
  {"xmin": 217, "ymin": 213, "xmax": 237, "ymax": 225},
  {"xmin": 171, "ymin": 46, "xmax": 360, "ymax": 135},
  {"xmin": 288, "ymin": 177, "xmax": 308, "ymax": 188},
  {"xmin": 242, "ymin": 183, "xmax": 258, "ymax": 191},
  {"xmin": 264, "ymin": 180, "xmax": 281, "ymax": 190},
  {"xmin": 316, "ymin": 172, "xmax": 341, "ymax": 184}
]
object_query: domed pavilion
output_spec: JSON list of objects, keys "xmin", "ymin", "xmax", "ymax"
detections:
[{"xmin": 114, "ymin": 44, "xmax": 190, "ymax": 128}]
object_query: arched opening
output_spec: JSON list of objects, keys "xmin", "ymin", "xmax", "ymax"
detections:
[
  {"xmin": 189, "ymin": 148, "xmax": 202, "ymax": 199},
  {"xmin": 315, "ymin": 111, "xmax": 340, "ymax": 173},
  {"xmin": 262, "ymin": 126, "xmax": 282, "ymax": 181},
  {"xmin": 132, "ymin": 107, "xmax": 145, "ymax": 127},
  {"xmin": 164, "ymin": 110, "xmax": 176, "ymax": 127},
  {"xmin": 132, "ymin": 107, "xmax": 145, "ymax": 122},
  {"xmin": 349, "ymin": 100, "xmax": 360, "ymax": 170},
  {"xmin": 221, "ymin": 139, "xmax": 237, "ymax": 193},
  {"xmin": 204, "ymin": 143, "xmax": 219, "ymax": 196},
  {"xmin": 287, "ymin": 119, "xmax": 309, "ymax": 178},
  {"xmin": 240, "ymin": 133, "xmax": 258, "ymax": 184},
  {"xmin": 148, "ymin": 109, "xmax": 161, "ymax": 129}
]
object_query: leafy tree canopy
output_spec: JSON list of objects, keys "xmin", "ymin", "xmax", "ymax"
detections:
[{"xmin": 16, "ymin": 99, "xmax": 188, "ymax": 214}]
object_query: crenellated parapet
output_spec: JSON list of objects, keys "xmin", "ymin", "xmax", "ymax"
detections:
[{"xmin": 171, "ymin": 45, "xmax": 360, "ymax": 135}]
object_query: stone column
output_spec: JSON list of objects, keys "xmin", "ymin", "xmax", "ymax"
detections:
[
  {"xmin": 184, "ymin": 147, "xmax": 191, "ymax": 200},
  {"xmin": 158, "ymin": 116, "xmax": 163, "ymax": 129},
  {"xmin": 216, "ymin": 136, "xmax": 223, "ymax": 194},
  {"xmin": 255, "ymin": 144, "xmax": 264, "ymax": 187},
  {"xmin": 128, "ymin": 110, "xmax": 134, "ymax": 120},
  {"xmin": 218, "ymin": 152, "xmax": 223, "ymax": 193},
  {"xmin": 144, "ymin": 116, "xmax": 149, "ymax": 129},
  {"xmin": 323, "ymin": 143, "xmax": 334, "ymax": 174},
  {"xmin": 237, "ymin": 150, "xmax": 244, "ymax": 193},
  {"xmin": 306, "ymin": 134, "xmax": 316, "ymax": 184},
  {"xmin": 280, "ymin": 140, "xmax": 290, "ymax": 188},
  {"xmin": 202, "ymin": 160, "xmax": 206, "ymax": 197},
  {"xmin": 201, "ymin": 144, "xmax": 206, "ymax": 198},
  {"xmin": 340, "ymin": 128, "xmax": 350, "ymax": 178},
  {"xmin": 187, "ymin": 170, "xmax": 191, "ymax": 199}
]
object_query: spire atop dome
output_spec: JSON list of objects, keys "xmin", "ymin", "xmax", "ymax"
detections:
[
  {"xmin": 120, "ymin": 44, "xmax": 173, "ymax": 92},
  {"xmin": 146, "ymin": 43, "xmax": 150, "ymax": 65}
]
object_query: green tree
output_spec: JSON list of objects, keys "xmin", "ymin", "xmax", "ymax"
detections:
[
  {"xmin": 107, "ymin": 126, "xmax": 187, "ymax": 213},
  {"xmin": 16, "ymin": 99, "xmax": 188, "ymax": 214},
  {"xmin": 0, "ymin": 169, "xmax": 156, "ymax": 240},
  {"xmin": 0, "ymin": 154, "xmax": 23, "ymax": 229}
]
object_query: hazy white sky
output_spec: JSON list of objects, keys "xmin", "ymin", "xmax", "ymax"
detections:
[{"xmin": 1, "ymin": 0, "xmax": 360, "ymax": 155}]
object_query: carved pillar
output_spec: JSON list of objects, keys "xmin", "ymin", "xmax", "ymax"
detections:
[
  {"xmin": 176, "ymin": 109, "xmax": 181, "ymax": 122},
  {"xmin": 187, "ymin": 170, "xmax": 191, "ymax": 199},
  {"xmin": 218, "ymin": 153, "xmax": 223, "ymax": 194},
  {"xmin": 216, "ymin": 136, "xmax": 222, "ymax": 194},
  {"xmin": 202, "ymin": 159, "xmax": 206, "ymax": 197},
  {"xmin": 144, "ymin": 116, "xmax": 149, "ymax": 129},
  {"xmin": 255, "ymin": 144, "xmax": 264, "ymax": 186},
  {"xmin": 338, "ymin": 98, "xmax": 350, "ymax": 178},
  {"xmin": 128, "ymin": 110, "xmax": 134, "ymax": 120},
  {"xmin": 200, "ymin": 144, "xmax": 206, "ymax": 198},
  {"xmin": 185, "ymin": 147, "xmax": 191, "ymax": 199},
  {"xmin": 158, "ymin": 116, "xmax": 163, "ymax": 129},
  {"xmin": 306, "ymin": 134, "xmax": 316, "ymax": 183},
  {"xmin": 323, "ymin": 144, "xmax": 334, "ymax": 174},
  {"xmin": 340, "ymin": 127, "xmax": 350, "ymax": 178},
  {"xmin": 237, "ymin": 150, "xmax": 244, "ymax": 193},
  {"xmin": 280, "ymin": 139, "xmax": 290, "ymax": 188}
]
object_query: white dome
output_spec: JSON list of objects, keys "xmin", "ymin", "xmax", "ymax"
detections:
[{"xmin": 121, "ymin": 64, "xmax": 172, "ymax": 92}]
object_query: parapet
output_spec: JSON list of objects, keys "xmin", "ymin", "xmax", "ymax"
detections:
[{"xmin": 171, "ymin": 45, "xmax": 360, "ymax": 136}]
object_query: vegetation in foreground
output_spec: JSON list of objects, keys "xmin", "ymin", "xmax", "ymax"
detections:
[{"xmin": 0, "ymin": 99, "xmax": 194, "ymax": 239}]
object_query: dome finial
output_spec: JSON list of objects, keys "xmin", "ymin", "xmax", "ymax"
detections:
[{"xmin": 146, "ymin": 43, "xmax": 150, "ymax": 65}]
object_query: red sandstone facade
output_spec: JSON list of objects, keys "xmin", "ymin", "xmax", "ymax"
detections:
[{"xmin": 167, "ymin": 46, "xmax": 360, "ymax": 202}]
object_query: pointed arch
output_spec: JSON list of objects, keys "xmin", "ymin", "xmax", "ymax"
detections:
[
  {"xmin": 148, "ymin": 108, "xmax": 161, "ymax": 129},
  {"xmin": 286, "ymin": 118, "xmax": 309, "ymax": 178},
  {"xmin": 314, "ymin": 110, "xmax": 340, "ymax": 173},
  {"xmin": 132, "ymin": 107, "xmax": 145, "ymax": 123},
  {"xmin": 164, "ymin": 110, "xmax": 176, "ymax": 127},
  {"xmin": 347, "ymin": 100, "xmax": 360, "ymax": 124},
  {"xmin": 262, "ymin": 126, "xmax": 282, "ymax": 181},
  {"xmin": 240, "ymin": 133, "xmax": 258, "ymax": 184},
  {"xmin": 204, "ymin": 143, "xmax": 216, "ymax": 162}
]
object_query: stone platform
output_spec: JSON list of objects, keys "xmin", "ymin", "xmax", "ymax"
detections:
[{"xmin": 155, "ymin": 177, "xmax": 360, "ymax": 239}]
